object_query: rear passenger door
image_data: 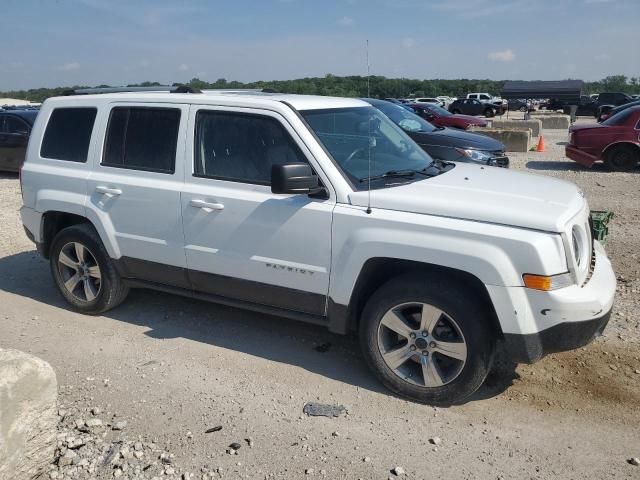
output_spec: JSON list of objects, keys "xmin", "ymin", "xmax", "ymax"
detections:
[
  {"xmin": 86, "ymin": 103, "xmax": 190, "ymax": 287},
  {"xmin": 180, "ymin": 106, "xmax": 334, "ymax": 316},
  {"xmin": 0, "ymin": 115, "xmax": 30, "ymax": 172}
]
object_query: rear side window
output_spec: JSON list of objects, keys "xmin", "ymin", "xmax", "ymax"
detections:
[
  {"xmin": 103, "ymin": 107, "xmax": 180, "ymax": 173},
  {"xmin": 41, "ymin": 108, "xmax": 97, "ymax": 162}
]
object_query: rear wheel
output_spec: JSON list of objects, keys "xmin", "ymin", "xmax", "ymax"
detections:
[
  {"xmin": 50, "ymin": 224, "xmax": 129, "ymax": 314},
  {"xmin": 518, "ymin": 106, "xmax": 527, "ymax": 112},
  {"xmin": 359, "ymin": 274, "xmax": 495, "ymax": 405},
  {"xmin": 604, "ymin": 144, "xmax": 639, "ymax": 172}
]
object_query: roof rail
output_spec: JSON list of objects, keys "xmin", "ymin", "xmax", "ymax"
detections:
[
  {"xmin": 62, "ymin": 85, "xmax": 201, "ymax": 96},
  {"xmin": 200, "ymin": 88, "xmax": 278, "ymax": 94}
]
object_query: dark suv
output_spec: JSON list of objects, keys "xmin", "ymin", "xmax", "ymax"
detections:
[
  {"xmin": 448, "ymin": 98, "xmax": 503, "ymax": 117},
  {"xmin": 0, "ymin": 109, "xmax": 39, "ymax": 172}
]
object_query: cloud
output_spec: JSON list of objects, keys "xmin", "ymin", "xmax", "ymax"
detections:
[
  {"xmin": 402, "ymin": 38, "xmax": 415, "ymax": 48},
  {"xmin": 488, "ymin": 49, "xmax": 515, "ymax": 62},
  {"xmin": 58, "ymin": 62, "xmax": 81, "ymax": 71},
  {"xmin": 178, "ymin": 64, "xmax": 189, "ymax": 72},
  {"xmin": 336, "ymin": 16, "xmax": 354, "ymax": 27}
]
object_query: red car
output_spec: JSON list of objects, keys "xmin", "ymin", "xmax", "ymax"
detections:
[
  {"xmin": 566, "ymin": 105, "xmax": 640, "ymax": 172},
  {"xmin": 408, "ymin": 103, "xmax": 488, "ymax": 130}
]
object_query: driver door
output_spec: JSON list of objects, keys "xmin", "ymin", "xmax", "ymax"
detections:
[{"xmin": 180, "ymin": 106, "xmax": 335, "ymax": 315}]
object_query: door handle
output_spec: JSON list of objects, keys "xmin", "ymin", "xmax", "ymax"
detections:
[
  {"xmin": 190, "ymin": 199, "xmax": 224, "ymax": 211},
  {"xmin": 95, "ymin": 185, "xmax": 122, "ymax": 196}
]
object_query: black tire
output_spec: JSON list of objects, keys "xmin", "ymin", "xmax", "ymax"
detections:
[
  {"xmin": 483, "ymin": 108, "xmax": 495, "ymax": 118},
  {"xmin": 518, "ymin": 106, "xmax": 527, "ymax": 112},
  {"xmin": 603, "ymin": 144, "xmax": 639, "ymax": 172},
  {"xmin": 50, "ymin": 223, "xmax": 129, "ymax": 314},
  {"xmin": 359, "ymin": 273, "xmax": 495, "ymax": 405}
]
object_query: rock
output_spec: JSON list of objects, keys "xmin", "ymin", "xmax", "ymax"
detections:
[
  {"xmin": 205, "ymin": 426, "xmax": 223, "ymax": 433},
  {"xmin": 91, "ymin": 407, "xmax": 102, "ymax": 416},
  {"xmin": 112, "ymin": 421, "xmax": 127, "ymax": 431},
  {"xmin": 429, "ymin": 437, "xmax": 442, "ymax": 445},
  {"xmin": 392, "ymin": 466, "xmax": 405, "ymax": 476},
  {"xmin": 303, "ymin": 402, "xmax": 346, "ymax": 418},
  {"xmin": 629, "ymin": 457, "xmax": 640, "ymax": 466},
  {"xmin": 0, "ymin": 349, "xmax": 58, "ymax": 479},
  {"xmin": 229, "ymin": 442, "xmax": 242, "ymax": 450},
  {"xmin": 305, "ymin": 468, "xmax": 314, "ymax": 475},
  {"xmin": 363, "ymin": 457, "xmax": 371, "ymax": 462},
  {"xmin": 86, "ymin": 418, "xmax": 103, "ymax": 428},
  {"xmin": 58, "ymin": 450, "xmax": 77, "ymax": 467},
  {"xmin": 113, "ymin": 468, "xmax": 123, "ymax": 478}
]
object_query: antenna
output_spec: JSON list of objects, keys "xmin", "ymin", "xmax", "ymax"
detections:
[
  {"xmin": 366, "ymin": 39, "xmax": 372, "ymax": 214},
  {"xmin": 366, "ymin": 39, "xmax": 371, "ymax": 99}
]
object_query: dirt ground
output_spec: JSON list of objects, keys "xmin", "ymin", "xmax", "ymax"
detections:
[{"xmin": 1, "ymin": 116, "xmax": 639, "ymax": 480}]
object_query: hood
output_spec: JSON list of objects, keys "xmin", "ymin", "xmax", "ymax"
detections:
[
  {"xmin": 410, "ymin": 127, "xmax": 504, "ymax": 152},
  {"xmin": 569, "ymin": 123, "xmax": 606, "ymax": 133},
  {"xmin": 348, "ymin": 163, "xmax": 585, "ymax": 232},
  {"xmin": 450, "ymin": 114, "xmax": 485, "ymax": 124}
]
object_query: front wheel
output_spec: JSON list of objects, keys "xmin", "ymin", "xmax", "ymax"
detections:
[
  {"xmin": 484, "ymin": 108, "xmax": 495, "ymax": 118},
  {"xmin": 50, "ymin": 224, "xmax": 129, "ymax": 314},
  {"xmin": 603, "ymin": 144, "xmax": 639, "ymax": 172},
  {"xmin": 359, "ymin": 274, "xmax": 495, "ymax": 405}
]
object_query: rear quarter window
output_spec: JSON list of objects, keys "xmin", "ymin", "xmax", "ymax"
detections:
[{"xmin": 41, "ymin": 108, "xmax": 97, "ymax": 162}]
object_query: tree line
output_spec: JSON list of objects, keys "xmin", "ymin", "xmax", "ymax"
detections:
[{"xmin": 2, "ymin": 75, "xmax": 638, "ymax": 104}]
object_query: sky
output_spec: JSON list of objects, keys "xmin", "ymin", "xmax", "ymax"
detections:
[{"xmin": 2, "ymin": 0, "xmax": 639, "ymax": 90}]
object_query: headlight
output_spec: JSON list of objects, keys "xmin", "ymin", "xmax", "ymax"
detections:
[
  {"xmin": 454, "ymin": 148, "xmax": 493, "ymax": 164},
  {"xmin": 572, "ymin": 227, "xmax": 581, "ymax": 266}
]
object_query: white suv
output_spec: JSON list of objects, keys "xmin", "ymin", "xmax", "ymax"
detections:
[{"xmin": 20, "ymin": 89, "xmax": 616, "ymax": 404}]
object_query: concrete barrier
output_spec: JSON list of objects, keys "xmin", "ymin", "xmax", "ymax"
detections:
[
  {"xmin": 489, "ymin": 119, "xmax": 542, "ymax": 137},
  {"xmin": 536, "ymin": 114, "xmax": 570, "ymax": 129},
  {"xmin": 0, "ymin": 349, "xmax": 58, "ymax": 479},
  {"xmin": 469, "ymin": 127, "xmax": 532, "ymax": 152}
]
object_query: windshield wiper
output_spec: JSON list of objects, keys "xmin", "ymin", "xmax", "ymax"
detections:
[{"xmin": 359, "ymin": 168, "xmax": 433, "ymax": 183}]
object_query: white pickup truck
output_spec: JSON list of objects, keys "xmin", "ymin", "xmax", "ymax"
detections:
[{"xmin": 20, "ymin": 89, "xmax": 616, "ymax": 404}]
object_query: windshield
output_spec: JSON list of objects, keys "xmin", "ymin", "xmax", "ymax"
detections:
[
  {"xmin": 602, "ymin": 108, "xmax": 635, "ymax": 126},
  {"xmin": 365, "ymin": 100, "xmax": 437, "ymax": 133},
  {"xmin": 301, "ymin": 106, "xmax": 435, "ymax": 190},
  {"xmin": 422, "ymin": 104, "xmax": 451, "ymax": 117}
]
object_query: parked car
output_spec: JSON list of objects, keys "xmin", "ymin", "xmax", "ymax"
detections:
[
  {"xmin": 21, "ymin": 89, "xmax": 615, "ymax": 405},
  {"xmin": 408, "ymin": 102, "xmax": 488, "ymax": 130},
  {"xmin": 413, "ymin": 97, "xmax": 444, "ymax": 107},
  {"xmin": 507, "ymin": 99, "xmax": 532, "ymax": 112},
  {"xmin": 597, "ymin": 100, "xmax": 640, "ymax": 122},
  {"xmin": 436, "ymin": 96, "xmax": 454, "ymax": 108},
  {"xmin": 364, "ymin": 98, "xmax": 507, "ymax": 167},
  {"xmin": 449, "ymin": 98, "xmax": 503, "ymax": 117},
  {"xmin": 545, "ymin": 96, "xmax": 597, "ymax": 116},
  {"xmin": 566, "ymin": 105, "xmax": 640, "ymax": 171},
  {"xmin": 0, "ymin": 109, "xmax": 38, "ymax": 172},
  {"xmin": 466, "ymin": 93, "xmax": 504, "ymax": 107}
]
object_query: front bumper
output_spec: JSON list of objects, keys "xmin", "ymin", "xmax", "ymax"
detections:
[
  {"xmin": 487, "ymin": 241, "xmax": 616, "ymax": 363},
  {"xmin": 503, "ymin": 308, "xmax": 611, "ymax": 363},
  {"xmin": 566, "ymin": 145, "xmax": 598, "ymax": 167}
]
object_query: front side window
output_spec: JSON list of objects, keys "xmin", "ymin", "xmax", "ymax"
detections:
[
  {"xmin": 41, "ymin": 108, "xmax": 97, "ymax": 162},
  {"xmin": 103, "ymin": 107, "xmax": 180, "ymax": 173},
  {"xmin": 5, "ymin": 116, "xmax": 30, "ymax": 134},
  {"xmin": 301, "ymin": 106, "xmax": 434, "ymax": 189},
  {"xmin": 194, "ymin": 111, "xmax": 306, "ymax": 184},
  {"xmin": 369, "ymin": 101, "xmax": 436, "ymax": 133}
]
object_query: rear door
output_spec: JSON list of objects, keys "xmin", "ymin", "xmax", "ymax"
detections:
[
  {"xmin": 0, "ymin": 114, "xmax": 30, "ymax": 172},
  {"xmin": 86, "ymin": 103, "xmax": 190, "ymax": 287},
  {"xmin": 180, "ymin": 105, "xmax": 334, "ymax": 315}
]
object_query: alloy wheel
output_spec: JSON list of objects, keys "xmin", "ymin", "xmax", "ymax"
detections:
[
  {"xmin": 57, "ymin": 242, "xmax": 102, "ymax": 302},
  {"xmin": 377, "ymin": 302, "xmax": 467, "ymax": 387}
]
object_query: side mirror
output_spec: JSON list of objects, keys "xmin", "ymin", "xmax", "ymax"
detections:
[{"xmin": 271, "ymin": 163, "xmax": 323, "ymax": 195}]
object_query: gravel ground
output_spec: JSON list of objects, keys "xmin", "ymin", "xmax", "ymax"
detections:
[{"xmin": 1, "ymin": 116, "xmax": 639, "ymax": 480}]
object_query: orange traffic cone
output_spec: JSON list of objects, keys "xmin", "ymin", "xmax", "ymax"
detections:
[{"xmin": 536, "ymin": 135, "xmax": 545, "ymax": 152}]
